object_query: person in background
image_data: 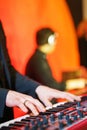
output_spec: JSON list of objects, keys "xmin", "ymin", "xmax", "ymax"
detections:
[
  {"xmin": 26, "ymin": 27, "xmax": 85, "ymax": 91},
  {"xmin": 77, "ymin": 20, "xmax": 87, "ymax": 79},
  {"xmin": 0, "ymin": 21, "xmax": 81, "ymax": 123},
  {"xmin": 77, "ymin": 20, "xmax": 87, "ymax": 68}
]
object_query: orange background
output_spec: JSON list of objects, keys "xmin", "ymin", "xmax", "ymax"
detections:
[{"xmin": 0, "ymin": 0, "xmax": 80, "ymax": 82}]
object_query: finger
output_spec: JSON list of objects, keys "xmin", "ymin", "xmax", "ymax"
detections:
[
  {"xmin": 52, "ymin": 91, "xmax": 81, "ymax": 102},
  {"xmin": 61, "ymin": 92, "xmax": 81, "ymax": 102},
  {"xmin": 32, "ymin": 99, "xmax": 46, "ymax": 112},
  {"xmin": 25, "ymin": 97, "xmax": 46, "ymax": 112},
  {"xmin": 24, "ymin": 100, "xmax": 39, "ymax": 116},
  {"xmin": 41, "ymin": 98, "xmax": 53, "ymax": 107},
  {"xmin": 17, "ymin": 102, "xmax": 29, "ymax": 113},
  {"xmin": 66, "ymin": 93, "xmax": 81, "ymax": 101}
]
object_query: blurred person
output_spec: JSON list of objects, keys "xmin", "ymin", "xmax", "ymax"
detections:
[
  {"xmin": 77, "ymin": 20, "xmax": 87, "ymax": 79},
  {"xmin": 25, "ymin": 27, "xmax": 66, "ymax": 91},
  {"xmin": 26, "ymin": 27, "xmax": 85, "ymax": 91},
  {"xmin": 0, "ymin": 21, "xmax": 81, "ymax": 123},
  {"xmin": 77, "ymin": 20, "xmax": 87, "ymax": 68}
]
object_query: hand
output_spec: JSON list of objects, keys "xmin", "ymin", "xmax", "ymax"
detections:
[
  {"xmin": 36, "ymin": 85, "xmax": 81, "ymax": 107},
  {"xmin": 6, "ymin": 90, "xmax": 46, "ymax": 116}
]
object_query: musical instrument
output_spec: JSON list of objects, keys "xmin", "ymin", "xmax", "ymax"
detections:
[{"xmin": 0, "ymin": 96, "xmax": 87, "ymax": 130}]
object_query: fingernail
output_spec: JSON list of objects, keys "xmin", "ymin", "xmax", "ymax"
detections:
[
  {"xmin": 46, "ymin": 106, "xmax": 52, "ymax": 110},
  {"xmin": 35, "ymin": 112, "xmax": 39, "ymax": 116},
  {"xmin": 42, "ymin": 108, "xmax": 46, "ymax": 112}
]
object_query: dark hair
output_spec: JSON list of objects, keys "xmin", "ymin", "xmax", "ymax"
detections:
[{"xmin": 36, "ymin": 27, "xmax": 55, "ymax": 45}]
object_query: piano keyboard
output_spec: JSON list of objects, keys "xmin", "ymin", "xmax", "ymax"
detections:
[
  {"xmin": 0, "ymin": 96, "xmax": 87, "ymax": 130},
  {"xmin": 0, "ymin": 102, "xmax": 65, "ymax": 128}
]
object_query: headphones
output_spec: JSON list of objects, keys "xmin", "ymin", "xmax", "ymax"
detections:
[{"xmin": 48, "ymin": 34, "xmax": 56, "ymax": 45}]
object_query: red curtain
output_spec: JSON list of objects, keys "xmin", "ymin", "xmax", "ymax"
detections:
[{"xmin": 0, "ymin": 0, "xmax": 80, "ymax": 81}]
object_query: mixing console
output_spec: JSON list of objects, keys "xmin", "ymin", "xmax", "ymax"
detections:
[{"xmin": 0, "ymin": 95, "xmax": 87, "ymax": 130}]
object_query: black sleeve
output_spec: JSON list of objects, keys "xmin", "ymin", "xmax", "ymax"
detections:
[
  {"xmin": 0, "ymin": 88, "xmax": 9, "ymax": 117},
  {"xmin": 14, "ymin": 71, "xmax": 40, "ymax": 98}
]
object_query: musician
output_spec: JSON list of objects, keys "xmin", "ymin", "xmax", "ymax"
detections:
[
  {"xmin": 0, "ymin": 21, "xmax": 80, "ymax": 123},
  {"xmin": 77, "ymin": 20, "xmax": 87, "ymax": 68},
  {"xmin": 26, "ymin": 27, "xmax": 83, "ymax": 91},
  {"xmin": 25, "ymin": 27, "xmax": 66, "ymax": 91}
]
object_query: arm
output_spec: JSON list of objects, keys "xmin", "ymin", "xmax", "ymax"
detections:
[{"xmin": 14, "ymin": 71, "xmax": 40, "ymax": 98}]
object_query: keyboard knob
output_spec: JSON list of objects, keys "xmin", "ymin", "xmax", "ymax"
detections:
[
  {"xmin": 77, "ymin": 102, "xmax": 81, "ymax": 107},
  {"xmin": 59, "ymin": 122, "xmax": 64, "ymax": 130},
  {"xmin": 73, "ymin": 115, "xmax": 78, "ymax": 121},
  {"xmin": 50, "ymin": 114, "xmax": 55, "ymax": 122},
  {"xmin": 42, "ymin": 115, "xmax": 48, "ymax": 125},
  {"xmin": 65, "ymin": 115, "xmax": 72, "ymax": 125},
  {"xmin": 77, "ymin": 110, "xmax": 84, "ymax": 118}
]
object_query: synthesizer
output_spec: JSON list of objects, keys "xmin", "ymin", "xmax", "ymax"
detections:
[{"xmin": 0, "ymin": 96, "xmax": 87, "ymax": 130}]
